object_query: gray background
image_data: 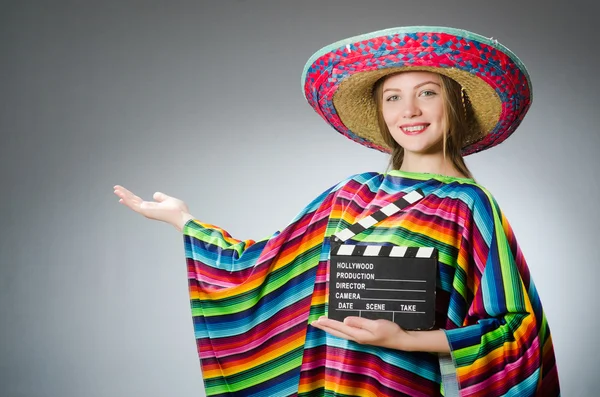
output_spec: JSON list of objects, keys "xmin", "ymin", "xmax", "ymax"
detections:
[{"xmin": 1, "ymin": 1, "xmax": 597, "ymax": 396}]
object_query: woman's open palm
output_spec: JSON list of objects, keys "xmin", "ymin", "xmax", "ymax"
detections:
[{"xmin": 113, "ymin": 185, "xmax": 193, "ymax": 231}]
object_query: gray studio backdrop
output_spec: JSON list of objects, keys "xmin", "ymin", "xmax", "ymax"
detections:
[{"xmin": 1, "ymin": 1, "xmax": 597, "ymax": 396}]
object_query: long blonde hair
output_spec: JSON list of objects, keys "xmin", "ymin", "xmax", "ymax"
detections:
[{"xmin": 373, "ymin": 72, "xmax": 473, "ymax": 179}]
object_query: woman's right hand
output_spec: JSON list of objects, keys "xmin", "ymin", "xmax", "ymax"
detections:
[{"xmin": 113, "ymin": 185, "xmax": 194, "ymax": 232}]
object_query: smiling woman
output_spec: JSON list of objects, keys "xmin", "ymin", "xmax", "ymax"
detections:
[
  {"xmin": 375, "ymin": 72, "xmax": 474, "ymax": 178},
  {"xmin": 114, "ymin": 26, "xmax": 560, "ymax": 396},
  {"xmin": 382, "ymin": 73, "xmax": 446, "ymax": 151}
]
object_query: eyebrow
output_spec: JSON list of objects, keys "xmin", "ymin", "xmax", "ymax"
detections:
[{"xmin": 382, "ymin": 80, "xmax": 441, "ymax": 93}]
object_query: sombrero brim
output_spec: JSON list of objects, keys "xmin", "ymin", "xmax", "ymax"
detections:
[{"xmin": 301, "ymin": 26, "xmax": 532, "ymax": 155}]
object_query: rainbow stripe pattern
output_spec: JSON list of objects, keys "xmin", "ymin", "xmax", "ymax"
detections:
[{"xmin": 183, "ymin": 170, "xmax": 560, "ymax": 396}]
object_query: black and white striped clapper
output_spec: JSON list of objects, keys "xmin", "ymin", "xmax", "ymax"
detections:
[{"xmin": 328, "ymin": 188, "xmax": 438, "ymax": 331}]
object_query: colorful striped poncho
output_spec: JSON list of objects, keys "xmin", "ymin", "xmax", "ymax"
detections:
[{"xmin": 182, "ymin": 170, "xmax": 560, "ymax": 396}]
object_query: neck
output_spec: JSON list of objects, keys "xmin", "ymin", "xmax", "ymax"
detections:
[{"xmin": 399, "ymin": 152, "xmax": 466, "ymax": 178}]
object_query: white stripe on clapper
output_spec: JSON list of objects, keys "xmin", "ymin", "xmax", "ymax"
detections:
[
  {"xmin": 389, "ymin": 246, "xmax": 408, "ymax": 257},
  {"xmin": 335, "ymin": 229, "xmax": 355, "ymax": 242},
  {"xmin": 363, "ymin": 246, "xmax": 382, "ymax": 256},
  {"xmin": 336, "ymin": 245, "xmax": 355, "ymax": 256},
  {"xmin": 416, "ymin": 247, "xmax": 434, "ymax": 258}
]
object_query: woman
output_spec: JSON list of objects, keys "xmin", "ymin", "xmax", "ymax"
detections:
[{"xmin": 114, "ymin": 27, "xmax": 559, "ymax": 396}]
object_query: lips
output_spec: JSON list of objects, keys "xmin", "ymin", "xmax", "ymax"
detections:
[{"xmin": 400, "ymin": 123, "xmax": 429, "ymax": 135}]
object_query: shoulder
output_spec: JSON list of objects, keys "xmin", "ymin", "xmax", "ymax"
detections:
[
  {"xmin": 333, "ymin": 171, "xmax": 386, "ymax": 191},
  {"xmin": 439, "ymin": 179, "xmax": 502, "ymax": 218}
]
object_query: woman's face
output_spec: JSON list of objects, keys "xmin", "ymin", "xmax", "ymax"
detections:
[{"xmin": 381, "ymin": 71, "xmax": 445, "ymax": 156}]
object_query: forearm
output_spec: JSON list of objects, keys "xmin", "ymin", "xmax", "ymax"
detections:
[{"xmin": 402, "ymin": 329, "xmax": 450, "ymax": 353}]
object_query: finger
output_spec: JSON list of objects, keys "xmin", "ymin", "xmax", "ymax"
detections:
[
  {"xmin": 311, "ymin": 321, "xmax": 357, "ymax": 341},
  {"xmin": 114, "ymin": 186, "xmax": 136, "ymax": 200},
  {"xmin": 314, "ymin": 317, "xmax": 345, "ymax": 328},
  {"xmin": 113, "ymin": 185, "xmax": 132, "ymax": 196},
  {"xmin": 343, "ymin": 316, "xmax": 372, "ymax": 330},
  {"xmin": 313, "ymin": 318, "xmax": 370, "ymax": 340},
  {"xmin": 113, "ymin": 186, "xmax": 167, "ymax": 220},
  {"xmin": 114, "ymin": 188, "xmax": 144, "ymax": 212},
  {"xmin": 153, "ymin": 191, "xmax": 169, "ymax": 202}
]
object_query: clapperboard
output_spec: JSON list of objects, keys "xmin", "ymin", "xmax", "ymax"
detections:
[{"xmin": 328, "ymin": 189, "xmax": 438, "ymax": 330}]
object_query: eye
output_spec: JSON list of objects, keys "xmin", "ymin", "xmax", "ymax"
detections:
[
  {"xmin": 420, "ymin": 90, "xmax": 437, "ymax": 97},
  {"xmin": 385, "ymin": 94, "xmax": 399, "ymax": 102}
]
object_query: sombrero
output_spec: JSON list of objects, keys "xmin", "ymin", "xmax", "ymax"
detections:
[{"xmin": 301, "ymin": 26, "xmax": 532, "ymax": 155}]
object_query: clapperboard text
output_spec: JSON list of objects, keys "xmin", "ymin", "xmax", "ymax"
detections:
[{"xmin": 328, "ymin": 245, "xmax": 438, "ymax": 330}]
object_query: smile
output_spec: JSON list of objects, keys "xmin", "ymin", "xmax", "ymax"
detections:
[{"xmin": 400, "ymin": 124, "xmax": 429, "ymax": 135}]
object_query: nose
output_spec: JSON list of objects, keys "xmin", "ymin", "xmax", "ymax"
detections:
[{"xmin": 402, "ymin": 98, "xmax": 421, "ymax": 118}]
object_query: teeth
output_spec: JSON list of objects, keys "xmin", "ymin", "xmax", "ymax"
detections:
[{"xmin": 402, "ymin": 125, "xmax": 426, "ymax": 132}]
